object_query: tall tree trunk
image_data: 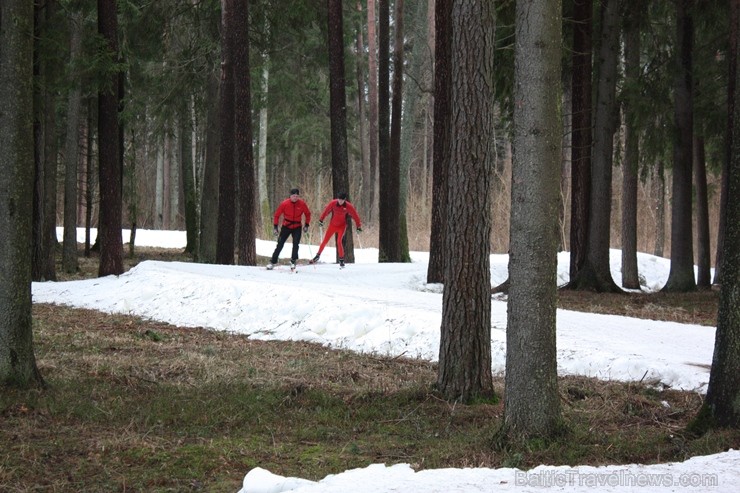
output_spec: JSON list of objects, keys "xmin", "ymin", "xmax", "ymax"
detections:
[
  {"xmin": 715, "ymin": 0, "xmax": 738, "ymax": 285},
  {"xmin": 694, "ymin": 136, "xmax": 711, "ymax": 288},
  {"xmin": 0, "ymin": 0, "xmax": 43, "ymax": 388},
  {"xmin": 155, "ymin": 144, "xmax": 164, "ymax": 229},
  {"xmin": 663, "ymin": 0, "xmax": 697, "ymax": 292},
  {"xmin": 234, "ymin": 0, "xmax": 256, "ymax": 266},
  {"xmin": 199, "ymin": 68, "xmax": 221, "ymax": 263},
  {"xmin": 568, "ymin": 0, "xmax": 593, "ymax": 281},
  {"xmin": 85, "ymin": 101, "xmax": 95, "ymax": 257},
  {"xmin": 621, "ymin": 10, "xmax": 641, "ymax": 290},
  {"xmin": 568, "ymin": 0, "xmax": 620, "ymax": 293},
  {"xmin": 377, "ymin": 0, "xmax": 395, "ymax": 262},
  {"xmin": 355, "ymin": 1, "xmax": 369, "ymax": 220},
  {"xmin": 365, "ymin": 0, "xmax": 379, "ymax": 221},
  {"xmin": 383, "ymin": 0, "xmax": 405, "ymax": 262},
  {"xmin": 399, "ymin": 0, "xmax": 429, "ymax": 264},
  {"xmin": 504, "ymin": 0, "xmax": 562, "ymax": 439},
  {"xmin": 437, "ymin": 0, "xmax": 495, "ymax": 403},
  {"xmin": 327, "ymin": 0, "xmax": 354, "ymax": 262},
  {"xmin": 427, "ymin": 0, "xmax": 452, "ymax": 284},
  {"xmin": 258, "ymin": 44, "xmax": 271, "ymax": 238},
  {"xmin": 216, "ymin": 0, "xmax": 237, "ymax": 265},
  {"xmin": 62, "ymin": 10, "xmax": 84, "ymax": 274},
  {"xmin": 696, "ymin": 20, "xmax": 740, "ymax": 425},
  {"xmin": 32, "ymin": 0, "xmax": 57, "ymax": 282},
  {"xmin": 97, "ymin": 0, "xmax": 124, "ymax": 277},
  {"xmin": 180, "ymin": 105, "xmax": 198, "ymax": 256}
]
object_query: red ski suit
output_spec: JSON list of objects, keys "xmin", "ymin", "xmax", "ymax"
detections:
[
  {"xmin": 273, "ymin": 198, "xmax": 311, "ymax": 229},
  {"xmin": 317, "ymin": 199, "xmax": 362, "ymax": 258}
]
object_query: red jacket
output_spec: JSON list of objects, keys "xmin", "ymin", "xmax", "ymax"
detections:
[
  {"xmin": 320, "ymin": 199, "xmax": 362, "ymax": 229},
  {"xmin": 274, "ymin": 198, "xmax": 311, "ymax": 229}
]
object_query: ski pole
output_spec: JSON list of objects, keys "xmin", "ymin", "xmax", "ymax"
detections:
[{"xmin": 306, "ymin": 228, "xmax": 313, "ymax": 258}]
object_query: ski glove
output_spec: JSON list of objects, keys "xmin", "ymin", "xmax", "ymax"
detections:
[
  {"xmin": 273, "ymin": 226, "xmax": 279, "ymax": 237},
  {"xmin": 303, "ymin": 225, "xmax": 309, "ymax": 233},
  {"xmin": 357, "ymin": 227, "xmax": 363, "ymax": 233}
]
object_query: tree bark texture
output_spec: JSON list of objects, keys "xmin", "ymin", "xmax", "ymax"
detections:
[
  {"xmin": 694, "ymin": 136, "xmax": 711, "ymax": 288},
  {"xmin": 569, "ymin": 0, "xmax": 620, "ymax": 293},
  {"xmin": 568, "ymin": 0, "xmax": 593, "ymax": 281},
  {"xmin": 97, "ymin": 0, "xmax": 124, "ymax": 277},
  {"xmin": 702, "ymin": 25, "xmax": 740, "ymax": 425},
  {"xmin": 427, "ymin": 0, "xmax": 452, "ymax": 284},
  {"xmin": 199, "ymin": 69, "xmax": 221, "ymax": 263},
  {"xmin": 234, "ymin": 0, "xmax": 256, "ymax": 266},
  {"xmin": 365, "ymin": 0, "xmax": 379, "ymax": 221},
  {"xmin": 216, "ymin": 0, "xmax": 236, "ymax": 265},
  {"xmin": 0, "ymin": 0, "xmax": 43, "ymax": 387},
  {"xmin": 504, "ymin": 0, "xmax": 562, "ymax": 437},
  {"xmin": 391, "ymin": 0, "xmax": 410, "ymax": 263},
  {"xmin": 663, "ymin": 0, "xmax": 697, "ymax": 292},
  {"xmin": 32, "ymin": 0, "xmax": 58, "ymax": 282},
  {"xmin": 62, "ymin": 10, "xmax": 84, "ymax": 274},
  {"xmin": 328, "ymin": 0, "xmax": 354, "ymax": 262},
  {"xmin": 715, "ymin": 0, "xmax": 738, "ymax": 284},
  {"xmin": 377, "ymin": 0, "xmax": 399, "ymax": 262},
  {"xmin": 437, "ymin": 0, "xmax": 495, "ymax": 403},
  {"xmin": 621, "ymin": 13, "xmax": 640, "ymax": 290}
]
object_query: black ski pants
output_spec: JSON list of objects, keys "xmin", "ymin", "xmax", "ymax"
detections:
[{"xmin": 271, "ymin": 226, "xmax": 302, "ymax": 263}]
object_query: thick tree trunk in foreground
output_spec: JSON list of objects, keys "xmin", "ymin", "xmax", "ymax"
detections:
[
  {"xmin": 0, "ymin": 0, "xmax": 44, "ymax": 388},
  {"xmin": 504, "ymin": 0, "xmax": 562, "ymax": 438},
  {"xmin": 437, "ymin": 0, "xmax": 495, "ymax": 403}
]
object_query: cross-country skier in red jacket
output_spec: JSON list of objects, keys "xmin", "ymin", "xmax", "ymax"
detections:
[
  {"xmin": 310, "ymin": 192, "xmax": 362, "ymax": 267},
  {"xmin": 267, "ymin": 188, "xmax": 311, "ymax": 270}
]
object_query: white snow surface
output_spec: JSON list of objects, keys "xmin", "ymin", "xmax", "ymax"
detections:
[{"xmin": 31, "ymin": 228, "xmax": 737, "ymax": 493}]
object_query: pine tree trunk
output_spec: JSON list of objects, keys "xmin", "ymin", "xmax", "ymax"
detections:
[
  {"xmin": 427, "ymin": 0, "xmax": 452, "ymax": 284},
  {"xmin": 663, "ymin": 0, "xmax": 697, "ymax": 292},
  {"xmin": 715, "ymin": 0, "xmax": 738, "ymax": 285},
  {"xmin": 700, "ymin": 22, "xmax": 740, "ymax": 424},
  {"xmin": 365, "ymin": 0, "xmax": 379, "ymax": 221},
  {"xmin": 694, "ymin": 136, "xmax": 711, "ymax": 288},
  {"xmin": 355, "ymin": 2, "xmax": 369, "ymax": 219},
  {"xmin": 385, "ymin": 0, "xmax": 405, "ymax": 262},
  {"xmin": 621, "ymin": 11, "xmax": 641, "ymax": 290},
  {"xmin": 0, "ymin": 0, "xmax": 43, "ymax": 388},
  {"xmin": 180, "ymin": 105, "xmax": 198, "ymax": 256},
  {"xmin": 437, "ymin": 0, "xmax": 495, "ymax": 403},
  {"xmin": 199, "ymin": 69, "xmax": 221, "ymax": 263},
  {"xmin": 504, "ymin": 0, "xmax": 562, "ymax": 438},
  {"xmin": 258, "ymin": 59, "xmax": 271, "ymax": 238},
  {"xmin": 328, "ymin": 0, "xmax": 353, "ymax": 262},
  {"xmin": 569, "ymin": 0, "xmax": 620, "ymax": 293},
  {"xmin": 216, "ymin": 0, "xmax": 237, "ymax": 265},
  {"xmin": 233, "ymin": 0, "xmax": 256, "ymax": 266},
  {"xmin": 32, "ymin": 0, "xmax": 58, "ymax": 282},
  {"xmin": 377, "ymin": 0, "xmax": 395, "ymax": 262},
  {"xmin": 97, "ymin": 0, "xmax": 124, "ymax": 277},
  {"xmin": 62, "ymin": 10, "xmax": 83, "ymax": 274},
  {"xmin": 568, "ymin": 0, "xmax": 593, "ymax": 281}
]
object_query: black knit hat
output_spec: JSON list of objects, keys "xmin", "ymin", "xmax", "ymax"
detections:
[
  {"xmin": 290, "ymin": 188, "xmax": 299, "ymax": 195},
  {"xmin": 338, "ymin": 192, "xmax": 347, "ymax": 200}
]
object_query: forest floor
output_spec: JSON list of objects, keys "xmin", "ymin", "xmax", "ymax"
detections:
[{"xmin": 1, "ymin": 247, "xmax": 735, "ymax": 492}]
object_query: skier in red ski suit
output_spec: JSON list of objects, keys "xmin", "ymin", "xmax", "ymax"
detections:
[
  {"xmin": 310, "ymin": 192, "xmax": 362, "ymax": 267},
  {"xmin": 267, "ymin": 188, "xmax": 311, "ymax": 269}
]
